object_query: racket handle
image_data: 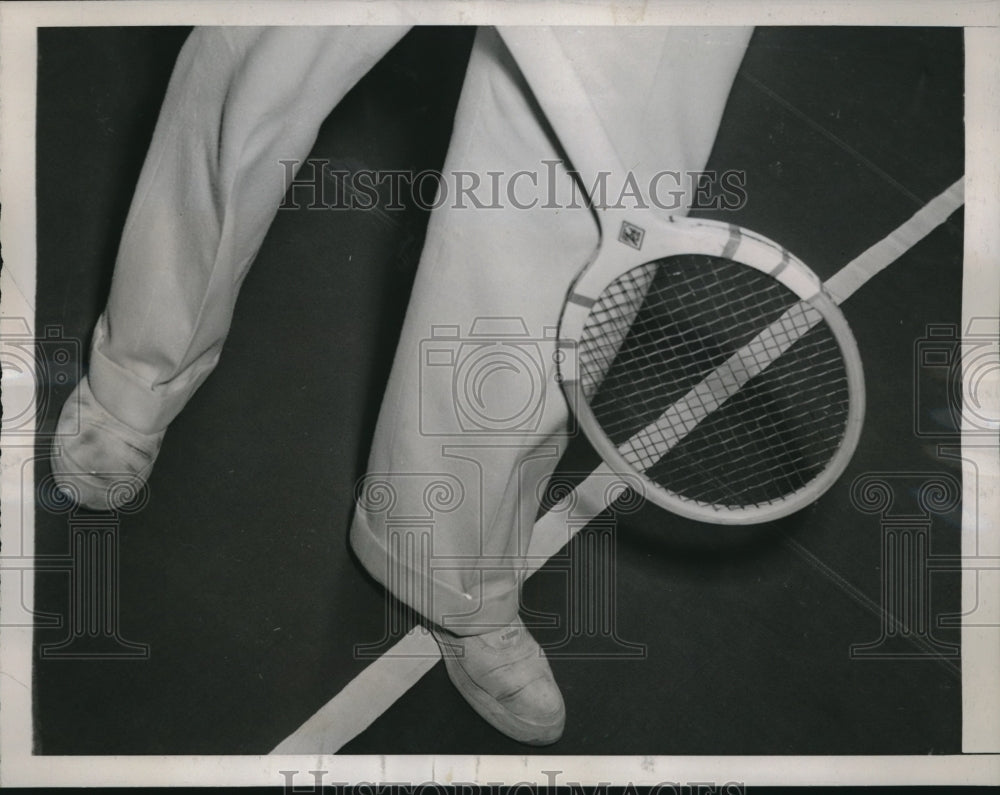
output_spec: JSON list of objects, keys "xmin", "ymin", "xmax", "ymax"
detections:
[{"xmin": 498, "ymin": 27, "xmax": 628, "ymax": 196}]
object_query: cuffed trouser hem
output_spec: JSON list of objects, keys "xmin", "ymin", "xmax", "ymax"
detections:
[
  {"xmin": 350, "ymin": 507, "xmax": 521, "ymax": 638},
  {"xmin": 88, "ymin": 317, "xmax": 210, "ymax": 434}
]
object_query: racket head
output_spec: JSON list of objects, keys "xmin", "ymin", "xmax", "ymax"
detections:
[{"xmin": 558, "ymin": 214, "xmax": 865, "ymax": 525}]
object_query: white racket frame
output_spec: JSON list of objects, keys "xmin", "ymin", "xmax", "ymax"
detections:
[
  {"xmin": 559, "ymin": 213, "xmax": 866, "ymax": 524},
  {"xmin": 500, "ymin": 27, "xmax": 866, "ymax": 525}
]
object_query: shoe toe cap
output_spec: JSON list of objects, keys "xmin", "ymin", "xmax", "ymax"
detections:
[{"xmin": 496, "ymin": 674, "xmax": 566, "ymax": 744}]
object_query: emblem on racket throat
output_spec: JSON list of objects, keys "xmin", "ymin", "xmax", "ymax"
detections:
[{"xmin": 618, "ymin": 220, "xmax": 645, "ymax": 250}]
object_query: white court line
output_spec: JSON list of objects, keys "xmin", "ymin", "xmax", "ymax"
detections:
[
  {"xmin": 271, "ymin": 178, "xmax": 965, "ymax": 755},
  {"xmin": 271, "ymin": 630, "xmax": 441, "ymax": 755},
  {"xmin": 826, "ymin": 178, "xmax": 965, "ymax": 304}
]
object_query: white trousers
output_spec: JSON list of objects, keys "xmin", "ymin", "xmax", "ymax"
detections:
[{"xmin": 88, "ymin": 26, "xmax": 751, "ymax": 634}]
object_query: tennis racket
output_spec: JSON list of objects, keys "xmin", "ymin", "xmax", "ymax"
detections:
[{"xmin": 499, "ymin": 27, "xmax": 866, "ymax": 525}]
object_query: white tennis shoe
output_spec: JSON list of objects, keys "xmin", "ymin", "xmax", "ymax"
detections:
[
  {"xmin": 433, "ymin": 616, "xmax": 565, "ymax": 745},
  {"xmin": 50, "ymin": 375, "xmax": 164, "ymax": 510}
]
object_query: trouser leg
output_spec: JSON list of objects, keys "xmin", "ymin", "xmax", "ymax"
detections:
[
  {"xmin": 350, "ymin": 26, "xmax": 753, "ymax": 635},
  {"xmin": 88, "ymin": 25, "xmax": 409, "ymax": 433}
]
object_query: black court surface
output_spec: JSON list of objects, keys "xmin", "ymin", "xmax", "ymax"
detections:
[{"xmin": 30, "ymin": 26, "xmax": 964, "ymax": 756}]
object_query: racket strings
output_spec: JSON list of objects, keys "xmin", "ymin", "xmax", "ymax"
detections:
[
  {"xmin": 588, "ymin": 259, "xmax": 796, "ymax": 442},
  {"xmin": 577, "ymin": 263, "xmax": 658, "ymax": 399},
  {"xmin": 576, "ymin": 254, "xmax": 851, "ymax": 511},
  {"xmin": 652, "ymin": 323, "xmax": 849, "ymax": 505}
]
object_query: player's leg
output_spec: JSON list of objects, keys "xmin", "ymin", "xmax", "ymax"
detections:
[
  {"xmin": 52, "ymin": 26, "xmax": 409, "ymax": 508},
  {"xmin": 350, "ymin": 25, "xmax": 751, "ymax": 744},
  {"xmin": 351, "ymin": 28, "xmax": 588, "ymax": 746}
]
